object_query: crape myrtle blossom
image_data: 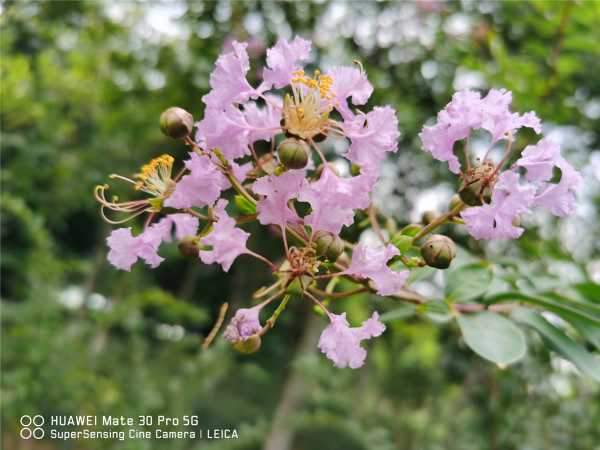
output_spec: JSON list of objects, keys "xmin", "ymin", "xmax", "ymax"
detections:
[
  {"xmin": 318, "ymin": 312, "xmax": 386, "ymax": 369},
  {"xmin": 222, "ymin": 305, "xmax": 263, "ymax": 343},
  {"xmin": 199, "ymin": 199, "xmax": 250, "ymax": 272},
  {"xmin": 419, "ymin": 88, "xmax": 580, "ymax": 240},
  {"xmin": 95, "ymin": 37, "xmax": 583, "ymax": 372},
  {"xmin": 420, "ymin": 89, "xmax": 541, "ymax": 174},
  {"xmin": 106, "ymin": 213, "xmax": 199, "ymax": 271},
  {"xmin": 341, "ymin": 243, "xmax": 409, "ymax": 296}
]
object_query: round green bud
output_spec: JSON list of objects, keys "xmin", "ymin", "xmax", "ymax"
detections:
[
  {"xmin": 178, "ymin": 236, "xmax": 199, "ymax": 257},
  {"xmin": 449, "ymin": 194, "xmax": 462, "ymax": 210},
  {"xmin": 420, "ymin": 234, "xmax": 456, "ymax": 269},
  {"xmin": 233, "ymin": 335, "xmax": 261, "ymax": 354},
  {"xmin": 350, "ymin": 164, "xmax": 361, "ymax": 177},
  {"xmin": 277, "ymin": 138, "xmax": 310, "ymax": 169},
  {"xmin": 314, "ymin": 231, "xmax": 345, "ymax": 261},
  {"xmin": 160, "ymin": 107, "xmax": 194, "ymax": 139},
  {"xmin": 421, "ymin": 210, "xmax": 438, "ymax": 226},
  {"xmin": 459, "ymin": 179, "xmax": 493, "ymax": 206}
]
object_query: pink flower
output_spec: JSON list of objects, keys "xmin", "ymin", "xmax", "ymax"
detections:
[
  {"xmin": 532, "ymin": 158, "xmax": 581, "ymax": 217},
  {"xmin": 199, "ymin": 200, "xmax": 249, "ymax": 272},
  {"xmin": 461, "ymin": 170, "xmax": 535, "ymax": 240},
  {"xmin": 253, "ymin": 170, "xmax": 305, "ymax": 228},
  {"xmin": 318, "ymin": 312, "xmax": 385, "ymax": 368},
  {"xmin": 223, "ymin": 305, "xmax": 263, "ymax": 342},
  {"xmin": 106, "ymin": 213, "xmax": 200, "ymax": 271},
  {"xmin": 196, "ymin": 106, "xmax": 252, "ymax": 161},
  {"xmin": 106, "ymin": 224, "xmax": 164, "ymax": 271},
  {"xmin": 343, "ymin": 106, "xmax": 400, "ymax": 174},
  {"xmin": 516, "ymin": 138, "xmax": 562, "ymax": 183},
  {"xmin": 243, "ymin": 96, "xmax": 282, "ymax": 144},
  {"xmin": 107, "ymin": 228, "xmax": 143, "ymax": 271},
  {"xmin": 261, "ymin": 36, "xmax": 311, "ymax": 90},
  {"xmin": 165, "ymin": 153, "xmax": 228, "ymax": 208},
  {"xmin": 202, "ymin": 41, "xmax": 258, "ymax": 109},
  {"xmin": 342, "ymin": 243, "xmax": 409, "ymax": 296},
  {"xmin": 168, "ymin": 213, "xmax": 200, "ymax": 240},
  {"xmin": 420, "ymin": 89, "xmax": 541, "ymax": 173},
  {"xmin": 231, "ymin": 161, "xmax": 253, "ymax": 183},
  {"xmin": 328, "ymin": 65, "xmax": 373, "ymax": 118},
  {"xmin": 515, "ymin": 137, "xmax": 581, "ymax": 217},
  {"xmin": 479, "ymin": 89, "xmax": 541, "ymax": 143},
  {"xmin": 298, "ymin": 167, "xmax": 371, "ymax": 235},
  {"xmin": 196, "ymin": 100, "xmax": 281, "ymax": 161}
]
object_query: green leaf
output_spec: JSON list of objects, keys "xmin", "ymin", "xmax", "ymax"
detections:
[
  {"xmin": 234, "ymin": 194, "xmax": 256, "ymax": 215},
  {"xmin": 457, "ymin": 312, "xmax": 526, "ymax": 366},
  {"xmin": 379, "ymin": 304, "xmax": 416, "ymax": 323},
  {"xmin": 445, "ymin": 262, "xmax": 493, "ymax": 302},
  {"xmin": 486, "ymin": 292, "xmax": 600, "ymax": 327},
  {"xmin": 512, "ymin": 308, "xmax": 600, "ymax": 382},
  {"xmin": 390, "ymin": 233, "xmax": 413, "ymax": 253},
  {"xmin": 418, "ymin": 300, "xmax": 453, "ymax": 323}
]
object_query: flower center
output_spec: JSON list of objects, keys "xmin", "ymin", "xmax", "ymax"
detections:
[
  {"xmin": 282, "ymin": 70, "xmax": 333, "ymax": 140},
  {"xmin": 458, "ymin": 160, "xmax": 498, "ymax": 206},
  {"xmin": 134, "ymin": 154, "xmax": 176, "ymax": 197}
]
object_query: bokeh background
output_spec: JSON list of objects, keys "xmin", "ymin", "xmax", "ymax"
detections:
[{"xmin": 2, "ymin": 1, "xmax": 600, "ymax": 449}]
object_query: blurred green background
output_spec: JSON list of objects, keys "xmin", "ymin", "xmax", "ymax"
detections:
[{"xmin": 2, "ymin": 1, "xmax": 600, "ymax": 449}]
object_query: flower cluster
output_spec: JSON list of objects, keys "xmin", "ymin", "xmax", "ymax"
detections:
[
  {"xmin": 96, "ymin": 37, "xmax": 405, "ymax": 369},
  {"xmin": 95, "ymin": 38, "xmax": 580, "ymax": 370},
  {"xmin": 420, "ymin": 89, "xmax": 581, "ymax": 240}
]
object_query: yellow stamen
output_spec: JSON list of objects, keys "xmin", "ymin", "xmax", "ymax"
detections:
[{"xmin": 133, "ymin": 154, "xmax": 175, "ymax": 197}]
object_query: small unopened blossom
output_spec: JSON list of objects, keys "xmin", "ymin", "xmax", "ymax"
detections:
[
  {"xmin": 223, "ymin": 305, "xmax": 263, "ymax": 342},
  {"xmin": 318, "ymin": 312, "xmax": 385, "ymax": 369},
  {"xmin": 342, "ymin": 243, "xmax": 409, "ymax": 296},
  {"xmin": 199, "ymin": 200, "xmax": 250, "ymax": 272}
]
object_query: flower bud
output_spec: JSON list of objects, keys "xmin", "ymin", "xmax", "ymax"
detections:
[
  {"xmin": 449, "ymin": 194, "xmax": 462, "ymax": 210},
  {"xmin": 233, "ymin": 335, "xmax": 261, "ymax": 354},
  {"xmin": 350, "ymin": 164, "xmax": 361, "ymax": 177},
  {"xmin": 420, "ymin": 234, "xmax": 456, "ymax": 269},
  {"xmin": 160, "ymin": 107, "xmax": 194, "ymax": 139},
  {"xmin": 178, "ymin": 236, "xmax": 199, "ymax": 257},
  {"xmin": 277, "ymin": 138, "xmax": 310, "ymax": 169},
  {"xmin": 422, "ymin": 210, "xmax": 438, "ymax": 225},
  {"xmin": 458, "ymin": 160, "xmax": 496, "ymax": 207},
  {"xmin": 314, "ymin": 231, "xmax": 344, "ymax": 261}
]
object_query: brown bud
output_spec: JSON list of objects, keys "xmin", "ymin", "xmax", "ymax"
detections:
[
  {"xmin": 420, "ymin": 234, "xmax": 456, "ymax": 269},
  {"xmin": 178, "ymin": 237, "xmax": 200, "ymax": 257},
  {"xmin": 315, "ymin": 231, "xmax": 345, "ymax": 261},
  {"xmin": 160, "ymin": 107, "xmax": 194, "ymax": 139},
  {"xmin": 233, "ymin": 335, "xmax": 261, "ymax": 354},
  {"xmin": 422, "ymin": 210, "xmax": 438, "ymax": 226}
]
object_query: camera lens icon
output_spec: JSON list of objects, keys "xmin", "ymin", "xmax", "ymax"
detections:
[{"xmin": 20, "ymin": 415, "xmax": 44, "ymax": 439}]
